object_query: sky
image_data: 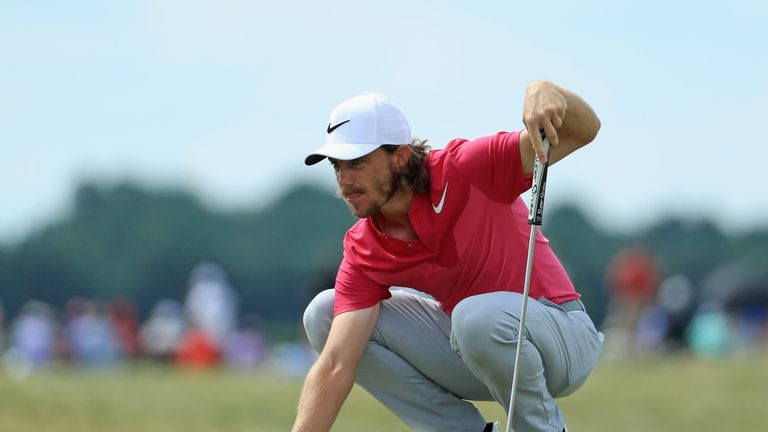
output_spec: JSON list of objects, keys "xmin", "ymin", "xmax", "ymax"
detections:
[{"xmin": 1, "ymin": 0, "xmax": 766, "ymax": 243}]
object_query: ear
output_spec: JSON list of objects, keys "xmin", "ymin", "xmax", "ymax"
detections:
[{"xmin": 393, "ymin": 145, "xmax": 412, "ymax": 169}]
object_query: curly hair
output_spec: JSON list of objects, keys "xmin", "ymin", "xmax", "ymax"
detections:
[{"xmin": 382, "ymin": 138, "xmax": 431, "ymax": 194}]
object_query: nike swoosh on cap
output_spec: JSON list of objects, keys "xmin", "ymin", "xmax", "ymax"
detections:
[
  {"xmin": 432, "ymin": 183, "xmax": 448, "ymax": 214},
  {"xmin": 327, "ymin": 119, "xmax": 350, "ymax": 134}
]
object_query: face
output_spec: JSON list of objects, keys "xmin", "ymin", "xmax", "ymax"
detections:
[{"xmin": 330, "ymin": 148, "xmax": 399, "ymax": 218}]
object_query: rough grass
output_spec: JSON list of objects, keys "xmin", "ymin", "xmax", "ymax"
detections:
[{"xmin": 0, "ymin": 355, "xmax": 766, "ymax": 431}]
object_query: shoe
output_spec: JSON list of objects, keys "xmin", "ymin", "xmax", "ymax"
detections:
[{"xmin": 489, "ymin": 421, "xmax": 566, "ymax": 431}]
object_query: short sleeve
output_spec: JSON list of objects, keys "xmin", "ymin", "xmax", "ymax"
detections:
[
  {"xmin": 447, "ymin": 131, "xmax": 532, "ymax": 202},
  {"xmin": 334, "ymin": 256, "xmax": 391, "ymax": 316}
]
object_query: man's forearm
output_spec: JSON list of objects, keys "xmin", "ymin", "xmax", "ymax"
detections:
[
  {"xmin": 520, "ymin": 80, "xmax": 601, "ymax": 169},
  {"xmin": 292, "ymin": 357, "xmax": 356, "ymax": 432},
  {"xmin": 533, "ymin": 80, "xmax": 600, "ymax": 144}
]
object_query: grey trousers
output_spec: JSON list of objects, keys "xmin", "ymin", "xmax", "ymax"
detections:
[{"xmin": 303, "ymin": 289, "xmax": 603, "ymax": 432}]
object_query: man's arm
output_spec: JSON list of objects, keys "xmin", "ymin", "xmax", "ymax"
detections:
[
  {"xmin": 519, "ymin": 80, "xmax": 601, "ymax": 174},
  {"xmin": 292, "ymin": 303, "xmax": 380, "ymax": 432}
]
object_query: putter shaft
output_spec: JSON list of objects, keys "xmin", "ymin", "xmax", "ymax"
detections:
[
  {"xmin": 505, "ymin": 224, "xmax": 537, "ymax": 432},
  {"xmin": 506, "ymin": 136, "xmax": 550, "ymax": 432}
]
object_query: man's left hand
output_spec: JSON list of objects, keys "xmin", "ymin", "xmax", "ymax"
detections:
[{"xmin": 522, "ymin": 81, "xmax": 568, "ymax": 163}]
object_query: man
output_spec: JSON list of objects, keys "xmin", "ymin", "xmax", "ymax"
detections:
[{"xmin": 294, "ymin": 81, "xmax": 603, "ymax": 432}]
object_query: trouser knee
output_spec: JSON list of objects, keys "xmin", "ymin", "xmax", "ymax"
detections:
[
  {"xmin": 451, "ymin": 293, "xmax": 522, "ymax": 363},
  {"xmin": 302, "ymin": 289, "xmax": 335, "ymax": 352}
]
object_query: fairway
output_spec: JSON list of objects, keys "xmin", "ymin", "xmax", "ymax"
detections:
[{"xmin": 0, "ymin": 356, "xmax": 766, "ymax": 432}]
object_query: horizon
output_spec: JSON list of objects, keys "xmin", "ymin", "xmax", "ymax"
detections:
[{"xmin": 1, "ymin": 176, "xmax": 762, "ymax": 249}]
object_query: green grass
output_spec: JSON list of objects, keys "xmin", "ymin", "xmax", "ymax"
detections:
[{"xmin": 0, "ymin": 356, "xmax": 766, "ymax": 431}]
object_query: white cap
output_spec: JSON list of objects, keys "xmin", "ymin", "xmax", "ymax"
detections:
[{"xmin": 305, "ymin": 92, "xmax": 412, "ymax": 165}]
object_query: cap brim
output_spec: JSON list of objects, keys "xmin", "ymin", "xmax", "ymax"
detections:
[{"xmin": 304, "ymin": 143, "xmax": 382, "ymax": 166}]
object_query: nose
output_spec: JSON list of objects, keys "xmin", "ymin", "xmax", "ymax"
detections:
[{"xmin": 336, "ymin": 163, "xmax": 353, "ymax": 187}]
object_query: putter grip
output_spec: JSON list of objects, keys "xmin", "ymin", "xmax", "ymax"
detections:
[{"xmin": 527, "ymin": 135, "xmax": 551, "ymax": 225}]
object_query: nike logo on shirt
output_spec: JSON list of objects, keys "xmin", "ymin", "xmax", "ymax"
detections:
[
  {"xmin": 432, "ymin": 183, "xmax": 448, "ymax": 214},
  {"xmin": 327, "ymin": 120, "xmax": 350, "ymax": 134}
]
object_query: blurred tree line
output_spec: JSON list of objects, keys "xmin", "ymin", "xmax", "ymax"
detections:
[
  {"xmin": 0, "ymin": 182, "xmax": 354, "ymax": 329},
  {"xmin": 0, "ymin": 181, "xmax": 766, "ymax": 329}
]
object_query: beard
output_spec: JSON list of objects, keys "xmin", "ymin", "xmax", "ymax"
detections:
[{"xmin": 338, "ymin": 165, "xmax": 401, "ymax": 218}]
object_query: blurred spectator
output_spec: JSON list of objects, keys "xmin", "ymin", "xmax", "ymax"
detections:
[
  {"xmin": 633, "ymin": 305, "xmax": 669, "ymax": 355},
  {"xmin": 268, "ymin": 342, "xmax": 317, "ymax": 377},
  {"xmin": 267, "ymin": 323, "xmax": 317, "ymax": 377},
  {"xmin": 108, "ymin": 297, "xmax": 141, "ymax": 359},
  {"xmin": 656, "ymin": 274, "xmax": 697, "ymax": 350},
  {"xmin": 732, "ymin": 304, "xmax": 768, "ymax": 352},
  {"xmin": 63, "ymin": 299, "xmax": 121, "ymax": 367},
  {"xmin": 686, "ymin": 301, "xmax": 731, "ymax": 357},
  {"xmin": 4, "ymin": 301, "xmax": 58, "ymax": 374},
  {"xmin": 139, "ymin": 299, "xmax": 185, "ymax": 361},
  {"xmin": 175, "ymin": 325, "xmax": 220, "ymax": 369},
  {"xmin": 224, "ymin": 314, "xmax": 267, "ymax": 369},
  {"xmin": 602, "ymin": 246, "xmax": 661, "ymax": 359},
  {"xmin": 700, "ymin": 265, "xmax": 768, "ymax": 354},
  {"xmin": 184, "ymin": 262, "xmax": 238, "ymax": 351}
]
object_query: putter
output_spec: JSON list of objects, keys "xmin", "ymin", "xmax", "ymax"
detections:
[{"xmin": 505, "ymin": 132, "xmax": 551, "ymax": 432}]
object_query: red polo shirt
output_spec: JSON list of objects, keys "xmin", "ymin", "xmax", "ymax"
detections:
[{"xmin": 334, "ymin": 131, "xmax": 578, "ymax": 317}]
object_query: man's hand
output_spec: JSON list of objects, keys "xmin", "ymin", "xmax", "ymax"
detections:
[
  {"xmin": 522, "ymin": 80, "xmax": 568, "ymax": 163},
  {"xmin": 292, "ymin": 304, "xmax": 380, "ymax": 432},
  {"xmin": 519, "ymin": 81, "xmax": 600, "ymax": 174}
]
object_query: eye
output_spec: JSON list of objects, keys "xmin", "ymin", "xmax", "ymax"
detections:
[{"xmin": 350, "ymin": 158, "xmax": 364, "ymax": 167}]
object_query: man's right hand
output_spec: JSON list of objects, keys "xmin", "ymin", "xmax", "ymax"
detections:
[{"xmin": 292, "ymin": 303, "xmax": 381, "ymax": 432}]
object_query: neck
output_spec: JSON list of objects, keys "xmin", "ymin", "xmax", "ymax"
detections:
[{"xmin": 374, "ymin": 184, "xmax": 418, "ymax": 241}]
